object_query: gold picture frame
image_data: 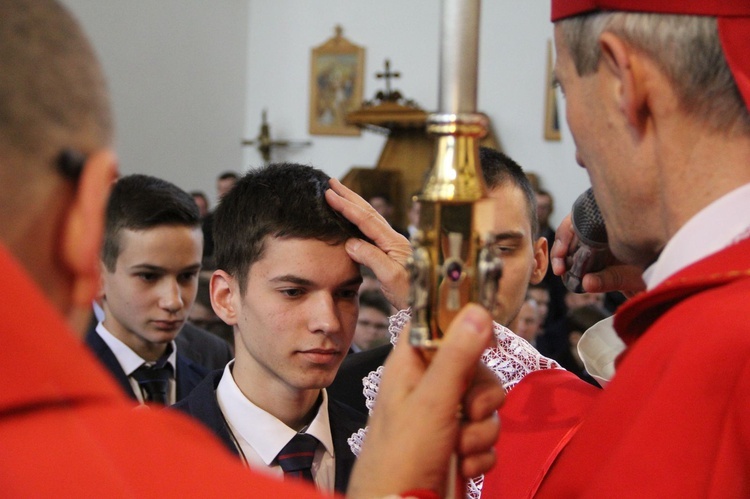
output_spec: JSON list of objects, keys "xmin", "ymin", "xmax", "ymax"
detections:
[
  {"xmin": 309, "ymin": 26, "xmax": 364, "ymax": 136},
  {"xmin": 544, "ymin": 39, "xmax": 562, "ymax": 141}
]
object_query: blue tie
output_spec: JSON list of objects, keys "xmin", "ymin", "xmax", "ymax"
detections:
[{"xmin": 131, "ymin": 345, "xmax": 173, "ymax": 405}]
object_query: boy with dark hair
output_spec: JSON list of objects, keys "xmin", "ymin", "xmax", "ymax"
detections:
[
  {"xmin": 202, "ymin": 169, "xmax": 241, "ymax": 267},
  {"xmin": 330, "ymin": 146, "xmax": 553, "ymax": 415},
  {"xmin": 351, "ymin": 289, "xmax": 392, "ymax": 353},
  {"xmin": 86, "ymin": 173, "xmax": 212, "ymax": 405},
  {"xmin": 175, "ymin": 162, "xmax": 369, "ymax": 493},
  {"xmin": 327, "ymin": 147, "xmax": 563, "ymax": 497},
  {"xmin": 216, "ymin": 170, "xmax": 239, "ymax": 199}
]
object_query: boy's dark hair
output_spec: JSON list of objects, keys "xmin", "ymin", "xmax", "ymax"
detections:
[
  {"xmin": 359, "ymin": 289, "xmax": 392, "ymax": 318},
  {"xmin": 479, "ymin": 147, "xmax": 539, "ymax": 237},
  {"xmin": 102, "ymin": 174, "xmax": 201, "ymax": 271},
  {"xmin": 213, "ymin": 162, "xmax": 368, "ymax": 294},
  {"xmin": 218, "ymin": 171, "xmax": 239, "ymax": 181},
  {"xmin": 190, "ymin": 190, "xmax": 209, "ymax": 204}
]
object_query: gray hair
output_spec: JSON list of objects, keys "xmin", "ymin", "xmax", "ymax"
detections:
[{"xmin": 558, "ymin": 12, "xmax": 750, "ymax": 133}]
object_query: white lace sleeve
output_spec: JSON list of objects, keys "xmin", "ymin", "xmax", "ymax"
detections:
[
  {"xmin": 347, "ymin": 309, "xmax": 562, "ymax": 499},
  {"xmin": 482, "ymin": 323, "xmax": 562, "ymax": 391}
]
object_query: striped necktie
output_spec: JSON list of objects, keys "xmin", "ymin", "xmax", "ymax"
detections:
[{"xmin": 276, "ymin": 433, "xmax": 319, "ymax": 483}]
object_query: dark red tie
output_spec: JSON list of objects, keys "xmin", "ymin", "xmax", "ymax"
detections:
[{"xmin": 276, "ymin": 433, "xmax": 319, "ymax": 483}]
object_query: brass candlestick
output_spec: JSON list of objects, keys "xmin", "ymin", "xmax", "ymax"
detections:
[
  {"xmin": 406, "ymin": 1, "xmax": 502, "ymax": 498},
  {"xmin": 408, "ymin": 112, "xmax": 502, "ymax": 351}
]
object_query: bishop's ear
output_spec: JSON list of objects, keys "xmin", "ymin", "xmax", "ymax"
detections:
[
  {"xmin": 210, "ymin": 270, "xmax": 239, "ymax": 326},
  {"xmin": 598, "ymin": 31, "xmax": 650, "ymax": 133}
]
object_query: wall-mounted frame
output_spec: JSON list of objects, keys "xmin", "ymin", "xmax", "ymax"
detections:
[
  {"xmin": 544, "ymin": 39, "xmax": 562, "ymax": 141},
  {"xmin": 309, "ymin": 26, "xmax": 364, "ymax": 136}
]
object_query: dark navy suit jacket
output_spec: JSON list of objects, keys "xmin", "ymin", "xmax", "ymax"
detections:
[
  {"xmin": 176, "ymin": 322, "xmax": 233, "ymax": 371},
  {"xmin": 173, "ymin": 370, "xmax": 367, "ymax": 494},
  {"xmin": 85, "ymin": 328, "xmax": 208, "ymax": 403}
]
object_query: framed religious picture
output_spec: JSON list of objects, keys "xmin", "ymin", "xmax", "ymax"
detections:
[
  {"xmin": 309, "ymin": 25, "xmax": 364, "ymax": 136},
  {"xmin": 544, "ymin": 39, "xmax": 562, "ymax": 141}
]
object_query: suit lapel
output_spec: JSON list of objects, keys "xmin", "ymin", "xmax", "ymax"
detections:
[
  {"xmin": 84, "ymin": 329, "xmax": 137, "ymax": 400},
  {"xmin": 174, "ymin": 353, "xmax": 208, "ymax": 401},
  {"xmin": 328, "ymin": 399, "xmax": 367, "ymax": 493},
  {"xmin": 172, "ymin": 370, "xmax": 237, "ymax": 455}
]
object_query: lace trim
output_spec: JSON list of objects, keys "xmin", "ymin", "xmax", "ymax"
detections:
[{"xmin": 348, "ymin": 309, "xmax": 562, "ymax": 499}]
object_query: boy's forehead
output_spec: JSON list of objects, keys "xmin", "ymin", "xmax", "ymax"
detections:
[
  {"xmin": 488, "ymin": 184, "xmax": 534, "ymax": 234},
  {"xmin": 250, "ymin": 235, "xmax": 359, "ymax": 275},
  {"xmin": 116, "ymin": 225, "xmax": 203, "ymax": 257},
  {"xmin": 119, "ymin": 224, "xmax": 203, "ymax": 241}
]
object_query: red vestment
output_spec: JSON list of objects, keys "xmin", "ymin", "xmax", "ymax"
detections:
[
  {"xmin": 484, "ymin": 237, "xmax": 750, "ymax": 498},
  {"xmin": 0, "ymin": 244, "xmax": 322, "ymax": 497}
]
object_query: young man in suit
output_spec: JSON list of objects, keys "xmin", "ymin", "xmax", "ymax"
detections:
[
  {"xmin": 327, "ymin": 147, "xmax": 559, "ymax": 415},
  {"xmin": 86, "ymin": 174, "xmax": 213, "ymax": 405},
  {"xmin": 175, "ymin": 163, "xmax": 370, "ymax": 493}
]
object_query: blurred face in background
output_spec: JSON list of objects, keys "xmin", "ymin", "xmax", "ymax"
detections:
[
  {"xmin": 527, "ymin": 286, "xmax": 550, "ymax": 324},
  {"xmin": 353, "ymin": 305, "xmax": 390, "ymax": 351},
  {"xmin": 535, "ymin": 192, "xmax": 553, "ymax": 229},
  {"xmin": 509, "ymin": 298, "xmax": 541, "ymax": 344}
]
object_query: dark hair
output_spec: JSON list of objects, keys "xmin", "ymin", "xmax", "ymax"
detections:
[
  {"xmin": 190, "ymin": 190, "xmax": 209, "ymax": 204},
  {"xmin": 102, "ymin": 174, "xmax": 201, "ymax": 271},
  {"xmin": 359, "ymin": 289, "xmax": 392, "ymax": 317},
  {"xmin": 536, "ymin": 188, "xmax": 554, "ymax": 206},
  {"xmin": 213, "ymin": 162, "xmax": 368, "ymax": 294},
  {"xmin": 218, "ymin": 171, "xmax": 239, "ymax": 181},
  {"xmin": 479, "ymin": 147, "xmax": 539, "ymax": 237}
]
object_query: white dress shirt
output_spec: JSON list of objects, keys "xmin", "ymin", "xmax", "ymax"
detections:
[
  {"xmin": 95, "ymin": 322, "xmax": 177, "ymax": 404},
  {"xmin": 215, "ymin": 361, "xmax": 336, "ymax": 491}
]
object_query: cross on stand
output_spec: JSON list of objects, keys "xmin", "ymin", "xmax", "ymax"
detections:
[
  {"xmin": 241, "ymin": 109, "xmax": 311, "ymax": 164},
  {"xmin": 375, "ymin": 59, "xmax": 402, "ymax": 101}
]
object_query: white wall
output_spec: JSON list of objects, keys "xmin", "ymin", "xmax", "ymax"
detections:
[
  {"xmin": 61, "ymin": 0, "xmax": 249, "ymax": 208},
  {"xmin": 63, "ymin": 0, "xmax": 589, "ymax": 225}
]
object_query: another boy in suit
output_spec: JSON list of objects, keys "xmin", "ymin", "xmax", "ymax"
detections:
[
  {"xmin": 86, "ymin": 174, "xmax": 210, "ymax": 405},
  {"xmin": 328, "ymin": 147, "xmax": 557, "ymax": 414},
  {"xmin": 175, "ymin": 163, "xmax": 368, "ymax": 493}
]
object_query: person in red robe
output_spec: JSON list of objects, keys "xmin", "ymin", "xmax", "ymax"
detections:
[{"xmin": 483, "ymin": 0, "xmax": 750, "ymax": 496}]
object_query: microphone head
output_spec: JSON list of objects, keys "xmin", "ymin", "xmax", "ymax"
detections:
[{"xmin": 570, "ymin": 188, "xmax": 608, "ymax": 247}]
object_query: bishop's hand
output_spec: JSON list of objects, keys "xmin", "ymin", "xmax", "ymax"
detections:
[{"xmin": 325, "ymin": 178, "xmax": 412, "ymax": 310}]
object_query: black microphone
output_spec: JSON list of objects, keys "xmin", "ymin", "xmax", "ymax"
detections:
[{"xmin": 563, "ymin": 188, "xmax": 612, "ymax": 293}]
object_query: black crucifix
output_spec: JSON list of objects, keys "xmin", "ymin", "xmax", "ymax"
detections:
[
  {"xmin": 241, "ymin": 109, "xmax": 312, "ymax": 164},
  {"xmin": 375, "ymin": 59, "xmax": 403, "ymax": 101}
]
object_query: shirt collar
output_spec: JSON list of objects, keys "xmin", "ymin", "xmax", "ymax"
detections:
[
  {"xmin": 643, "ymin": 183, "xmax": 750, "ymax": 290},
  {"xmin": 95, "ymin": 322, "xmax": 177, "ymax": 375},
  {"xmin": 215, "ymin": 361, "xmax": 334, "ymax": 465}
]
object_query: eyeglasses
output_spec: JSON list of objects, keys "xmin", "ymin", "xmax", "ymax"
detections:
[{"xmin": 356, "ymin": 319, "xmax": 389, "ymax": 331}]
